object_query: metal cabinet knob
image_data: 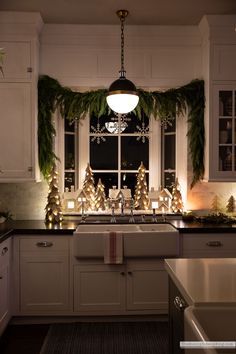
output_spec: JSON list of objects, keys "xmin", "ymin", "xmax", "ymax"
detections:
[
  {"xmin": 174, "ymin": 296, "xmax": 187, "ymax": 311},
  {"xmin": 0, "ymin": 276, "xmax": 3, "ymax": 280},
  {"xmin": 206, "ymin": 241, "xmax": 222, "ymax": 247},
  {"xmin": 120, "ymin": 272, "xmax": 125, "ymax": 276},
  {"xmin": 1, "ymin": 247, "xmax": 8, "ymax": 255},
  {"xmin": 128, "ymin": 271, "xmax": 132, "ymax": 275},
  {"xmin": 36, "ymin": 241, "xmax": 53, "ymax": 248}
]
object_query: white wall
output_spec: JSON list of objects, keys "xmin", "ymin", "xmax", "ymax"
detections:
[{"xmin": 0, "ymin": 15, "xmax": 236, "ymax": 218}]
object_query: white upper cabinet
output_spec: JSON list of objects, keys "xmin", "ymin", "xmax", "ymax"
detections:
[
  {"xmin": 0, "ymin": 82, "xmax": 35, "ymax": 180},
  {"xmin": 0, "ymin": 12, "xmax": 43, "ymax": 182},
  {"xmin": 199, "ymin": 15, "xmax": 236, "ymax": 181},
  {"xmin": 0, "ymin": 41, "xmax": 32, "ymax": 82},
  {"xmin": 210, "ymin": 85, "xmax": 236, "ymax": 180}
]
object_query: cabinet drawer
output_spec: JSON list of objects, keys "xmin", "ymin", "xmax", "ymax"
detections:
[
  {"xmin": 182, "ymin": 233, "xmax": 236, "ymax": 257},
  {"xmin": 0, "ymin": 238, "xmax": 11, "ymax": 265},
  {"xmin": 20, "ymin": 237, "xmax": 69, "ymax": 252}
]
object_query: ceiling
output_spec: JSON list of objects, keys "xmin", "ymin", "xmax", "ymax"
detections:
[{"xmin": 0, "ymin": 0, "xmax": 236, "ymax": 25}]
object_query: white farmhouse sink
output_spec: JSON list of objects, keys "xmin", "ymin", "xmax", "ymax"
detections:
[
  {"xmin": 184, "ymin": 306, "xmax": 236, "ymax": 354},
  {"xmin": 73, "ymin": 223, "xmax": 179, "ymax": 258},
  {"xmin": 124, "ymin": 224, "xmax": 179, "ymax": 257},
  {"xmin": 76, "ymin": 224, "xmax": 140, "ymax": 232},
  {"xmin": 138, "ymin": 224, "xmax": 177, "ymax": 232}
]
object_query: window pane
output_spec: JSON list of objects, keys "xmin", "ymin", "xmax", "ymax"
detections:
[
  {"xmin": 121, "ymin": 172, "xmax": 149, "ymax": 197},
  {"xmin": 219, "ymin": 146, "xmax": 232, "ymax": 171},
  {"xmin": 219, "ymin": 119, "xmax": 232, "ymax": 144},
  {"xmin": 93, "ymin": 173, "xmax": 118, "ymax": 197},
  {"xmin": 64, "ymin": 172, "xmax": 75, "ymax": 191},
  {"xmin": 163, "ymin": 117, "xmax": 176, "ymax": 133},
  {"xmin": 64, "ymin": 119, "xmax": 75, "ymax": 132},
  {"xmin": 90, "ymin": 114, "xmax": 112, "ymax": 134},
  {"xmin": 164, "ymin": 172, "xmax": 175, "ymax": 191},
  {"xmin": 90, "ymin": 136, "xmax": 118, "ymax": 170},
  {"xmin": 219, "ymin": 91, "xmax": 232, "ymax": 116},
  {"xmin": 164, "ymin": 135, "xmax": 175, "ymax": 170},
  {"xmin": 124, "ymin": 113, "xmax": 150, "ymax": 134},
  {"xmin": 65, "ymin": 135, "xmax": 75, "ymax": 169},
  {"xmin": 121, "ymin": 136, "xmax": 149, "ymax": 170}
]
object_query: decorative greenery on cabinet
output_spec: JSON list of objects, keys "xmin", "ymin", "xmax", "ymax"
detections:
[{"xmin": 38, "ymin": 75, "xmax": 205, "ymax": 187}]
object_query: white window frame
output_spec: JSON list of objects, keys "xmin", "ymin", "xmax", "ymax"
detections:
[{"xmin": 56, "ymin": 98, "xmax": 188, "ymax": 205}]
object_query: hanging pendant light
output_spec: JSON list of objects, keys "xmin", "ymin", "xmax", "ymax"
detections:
[{"xmin": 106, "ymin": 10, "xmax": 139, "ymax": 114}]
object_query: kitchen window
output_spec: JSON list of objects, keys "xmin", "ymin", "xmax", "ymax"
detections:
[{"xmin": 58, "ymin": 108, "xmax": 187, "ymax": 200}]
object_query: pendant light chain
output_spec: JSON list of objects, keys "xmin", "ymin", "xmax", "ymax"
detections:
[
  {"xmin": 120, "ymin": 15, "xmax": 125, "ymax": 76},
  {"xmin": 106, "ymin": 9, "xmax": 139, "ymax": 114}
]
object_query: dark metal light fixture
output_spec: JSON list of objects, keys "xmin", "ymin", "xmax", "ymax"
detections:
[{"xmin": 106, "ymin": 10, "xmax": 139, "ymax": 114}]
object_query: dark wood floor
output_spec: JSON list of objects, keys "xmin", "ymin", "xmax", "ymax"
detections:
[{"xmin": 0, "ymin": 324, "xmax": 50, "ymax": 354}]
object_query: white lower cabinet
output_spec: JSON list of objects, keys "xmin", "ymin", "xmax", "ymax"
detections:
[
  {"xmin": 0, "ymin": 238, "xmax": 11, "ymax": 335},
  {"xmin": 126, "ymin": 260, "xmax": 168, "ymax": 311},
  {"xmin": 19, "ymin": 236, "xmax": 70, "ymax": 314},
  {"xmin": 73, "ymin": 259, "xmax": 168, "ymax": 315},
  {"xmin": 181, "ymin": 233, "xmax": 236, "ymax": 258},
  {"xmin": 73, "ymin": 264, "xmax": 126, "ymax": 312}
]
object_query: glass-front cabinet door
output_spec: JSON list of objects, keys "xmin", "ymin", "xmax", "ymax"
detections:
[{"xmin": 212, "ymin": 86, "xmax": 236, "ymax": 180}]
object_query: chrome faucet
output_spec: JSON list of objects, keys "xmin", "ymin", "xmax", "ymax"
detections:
[
  {"xmin": 129, "ymin": 200, "xmax": 135, "ymax": 223},
  {"xmin": 120, "ymin": 195, "xmax": 125, "ymax": 216},
  {"xmin": 110, "ymin": 205, "xmax": 116, "ymax": 223}
]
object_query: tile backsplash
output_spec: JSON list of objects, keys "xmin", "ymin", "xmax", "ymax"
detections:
[
  {"xmin": 1, "ymin": 180, "xmax": 236, "ymax": 220},
  {"xmin": 0, "ymin": 181, "xmax": 48, "ymax": 220}
]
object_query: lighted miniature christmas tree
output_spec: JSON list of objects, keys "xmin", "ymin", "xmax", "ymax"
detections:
[
  {"xmin": 211, "ymin": 195, "xmax": 222, "ymax": 213},
  {"xmin": 82, "ymin": 163, "xmax": 96, "ymax": 211},
  {"xmin": 134, "ymin": 162, "xmax": 150, "ymax": 210},
  {"xmin": 45, "ymin": 163, "xmax": 63, "ymax": 223},
  {"xmin": 95, "ymin": 178, "xmax": 106, "ymax": 211},
  {"xmin": 226, "ymin": 195, "xmax": 235, "ymax": 213},
  {"xmin": 171, "ymin": 178, "xmax": 184, "ymax": 213}
]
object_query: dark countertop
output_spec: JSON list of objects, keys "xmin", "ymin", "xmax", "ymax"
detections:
[{"xmin": 1, "ymin": 218, "xmax": 236, "ymax": 243}]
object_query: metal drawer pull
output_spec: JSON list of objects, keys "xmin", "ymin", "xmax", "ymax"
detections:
[
  {"xmin": 0, "ymin": 276, "xmax": 3, "ymax": 280},
  {"xmin": 1, "ymin": 247, "xmax": 8, "ymax": 255},
  {"xmin": 128, "ymin": 271, "xmax": 133, "ymax": 275},
  {"xmin": 206, "ymin": 241, "xmax": 222, "ymax": 247},
  {"xmin": 36, "ymin": 241, "xmax": 53, "ymax": 248},
  {"xmin": 174, "ymin": 296, "xmax": 187, "ymax": 311},
  {"xmin": 120, "ymin": 272, "xmax": 125, "ymax": 276}
]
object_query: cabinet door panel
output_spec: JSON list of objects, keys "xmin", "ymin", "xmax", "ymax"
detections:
[
  {"xmin": 0, "ymin": 83, "xmax": 34, "ymax": 180},
  {"xmin": 20, "ymin": 255, "xmax": 69, "ymax": 312},
  {"xmin": 74, "ymin": 265, "xmax": 125, "ymax": 312},
  {"xmin": 0, "ymin": 41, "xmax": 31, "ymax": 81},
  {"xmin": 127, "ymin": 262, "xmax": 168, "ymax": 311},
  {"xmin": 0, "ymin": 264, "xmax": 9, "ymax": 322}
]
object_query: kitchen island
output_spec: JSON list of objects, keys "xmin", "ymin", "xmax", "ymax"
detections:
[{"xmin": 165, "ymin": 258, "xmax": 236, "ymax": 354}]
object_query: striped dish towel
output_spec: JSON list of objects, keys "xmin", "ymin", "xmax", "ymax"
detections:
[{"xmin": 103, "ymin": 231, "xmax": 123, "ymax": 264}]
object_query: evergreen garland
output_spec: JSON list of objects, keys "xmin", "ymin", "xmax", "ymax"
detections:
[{"xmin": 38, "ymin": 75, "xmax": 205, "ymax": 186}]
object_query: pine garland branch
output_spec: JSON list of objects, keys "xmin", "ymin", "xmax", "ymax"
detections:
[{"xmin": 38, "ymin": 75, "xmax": 205, "ymax": 187}]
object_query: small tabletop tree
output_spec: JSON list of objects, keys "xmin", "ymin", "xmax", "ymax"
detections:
[
  {"xmin": 45, "ymin": 163, "xmax": 63, "ymax": 223},
  {"xmin": 82, "ymin": 163, "xmax": 96, "ymax": 211},
  {"xmin": 134, "ymin": 161, "xmax": 150, "ymax": 210},
  {"xmin": 171, "ymin": 178, "xmax": 184, "ymax": 213},
  {"xmin": 226, "ymin": 195, "xmax": 235, "ymax": 213},
  {"xmin": 95, "ymin": 178, "xmax": 106, "ymax": 211}
]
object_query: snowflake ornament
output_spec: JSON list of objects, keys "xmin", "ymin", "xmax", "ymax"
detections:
[
  {"xmin": 136, "ymin": 122, "xmax": 150, "ymax": 143},
  {"xmin": 90, "ymin": 122, "xmax": 106, "ymax": 144}
]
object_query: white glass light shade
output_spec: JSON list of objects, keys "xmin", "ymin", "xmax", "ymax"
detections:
[{"xmin": 106, "ymin": 93, "xmax": 139, "ymax": 114}]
